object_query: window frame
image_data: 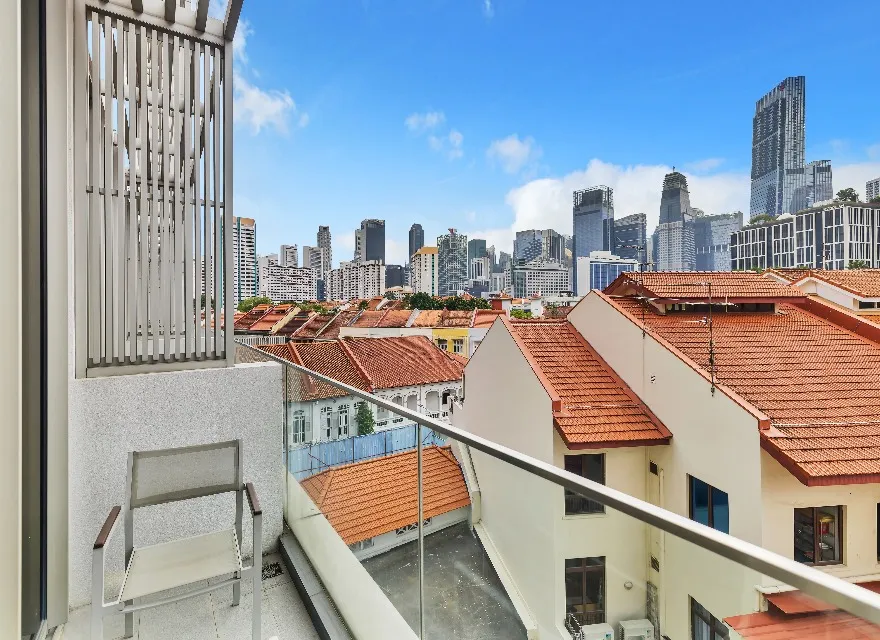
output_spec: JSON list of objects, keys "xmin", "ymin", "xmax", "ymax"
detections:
[
  {"xmin": 452, "ymin": 338, "xmax": 464, "ymax": 354},
  {"xmin": 794, "ymin": 505, "xmax": 844, "ymax": 566},
  {"xmin": 337, "ymin": 405, "xmax": 349, "ymax": 438},
  {"xmin": 321, "ymin": 406, "xmax": 333, "ymax": 440},
  {"xmin": 564, "ymin": 454, "xmax": 606, "ymax": 515},
  {"xmin": 690, "ymin": 597, "xmax": 729, "ymax": 640},
  {"xmin": 688, "ymin": 475, "xmax": 729, "ymax": 534},
  {"xmin": 564, "ymin": 556, "xmax": 606, "ymax": 626},
  {"xmin": 291, "ymin": 409, "xmax": 306, "ymax": 444}
]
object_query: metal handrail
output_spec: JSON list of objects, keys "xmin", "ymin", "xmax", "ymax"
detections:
[{"xmin": 238, "ymin": 340, "xmax": 880, "ymax": 625}]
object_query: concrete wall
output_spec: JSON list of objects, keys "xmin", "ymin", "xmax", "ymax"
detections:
[
  {"xmin": 67, "ymin": 361, "xmax": 284, "ymax": 608},
  {"xmin": 761, "ymin": 450, "xmax": 880, "ymax": 585},
  {"xmin": 554, "ymin": 438, "xmax": 650, "ymax": 627},
  {"xmin": 569, "ymin": 294, "xmax": 764, "ymax": 638},
  {"xmin": 286, "ymin": 468, "xmax": 417, "ymax": 640},
  {"xmin": 459, "ymin": 322, "xmax": 565, "ymax": 638}
]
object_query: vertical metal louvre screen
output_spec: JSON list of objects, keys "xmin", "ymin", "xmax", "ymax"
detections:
[{"xmin": 81, "ymin": 8, "xmax": 228, "ymax": 371}]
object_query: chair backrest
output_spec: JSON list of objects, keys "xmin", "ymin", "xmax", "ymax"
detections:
[{"xmin": 127, "ymin": 440, "xmax": 242, "ymax": 509}]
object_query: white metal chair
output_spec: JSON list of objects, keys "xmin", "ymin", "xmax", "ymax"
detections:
[{"xmin": 91, "ymin": 439, "xmax": 262, "ymax": 639}]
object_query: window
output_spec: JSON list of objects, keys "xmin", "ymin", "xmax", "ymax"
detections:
[
  {"xmin": 564, "ymin": 454, "xmax": 605, "ymax": 515},
  {"xmin": 290, "ymin": 410, "xmax": 306, "ymax": 444},
  {"xmin": 691, "ymin": 598, "xmax": 729, "ymax": 640},
  {"xmin": 436, "ymin": 338, "xmax": 448, "ymax": 350},
  {"xmin": 452, "ymin": 338, "xmax": 464, "ymax": 354},
  {"xmin": 337, "ymin": 405, "xmax": 349, "ymax": 438},
  {"xmin": 689, "ymin": 476, "xmax": 729, "ymax": 533},
  {"xmin": 859, "ymin": 300, "xmax": 878, "ymax": 310},
  {"xmin": 565, "ymin": 557, "xmax": 605, "ymax": 626},
  {"xmin": 426, "ymin": 390, "xmax": 440, "ymax": 411},
  {"xmin": 406, "ymin": 394, "xmax": 418, "ymax": 411},
  {"xmin": 794, "ymin": 506, "xmax": 842, "ymax": 565},
  {"xmin": 321, "ymin": 407, "xmax": 333, "ymax": 440}
]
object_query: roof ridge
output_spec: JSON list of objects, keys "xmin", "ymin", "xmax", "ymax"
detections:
[
  {"xmin": 314, "ymin": 309, "xmax": 343, "ymax": 338},
  {"xmin": 499, "ymin": 315, "xmax": 563, "ymax": 412},
  {"xmin": 313, "ymin": 468, "xmax": 335, "ymax": 508},
  {"xmin": 563, "ymin": 322, "xmax": 672, "ymax": 439},
  {"xmin": 338, "ymin": 338, "xmax": 376, "ymax": 391}
]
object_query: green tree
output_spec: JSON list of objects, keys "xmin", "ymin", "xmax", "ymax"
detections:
[
  {"xmin": 836, "ymin": 187, "xmax": 859, "ymax": 202},
  {"xmin": 355, "ymin": 402, "xmax": 375, "ymax": 436},
  {"xmin": 848, "ymin": 260, "xmax": 870, "ymax": 269},
  {"xmin": 237, "ymin": 296, "xmax": 271, "ymax": 312},
  {"xmin": 748, "ymin": 214, "xmax": 775, "ymax": 226},
  {"xmin": 358, "ymin": 300, "xmax": 369, "ymax": 310},
  {"xmin": 405, "ymin": 292, "xmax": 443, "ymax": 310},
  {"xmin": 870, "ymin": 196, "xmax": 880, "ymax": 203},
  {"xmin": 510, "ymin": 309, "xmax": 532, "ymax": 319}
]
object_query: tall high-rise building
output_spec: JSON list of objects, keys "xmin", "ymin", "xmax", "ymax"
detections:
[
  {"xmin": 656, "ymin": 172, "xmax": 696, "ymax": 271},
  {"xmin": 233, "ymin": 217, "xmax": 257, "ymax": 306},
  {"xmin": 354, "ymin": 219, "xmax": 385, "ymax": 264},
  {"xmin": 327, "ymin": 261, "xmax": 386, "ymax": 301},
  {"xmin": 693, "ymin": 211, "xmax": 743, "ymax": 271},
  {"xmin": 409, "ymin": 224, "xmax": 425, "ymax": 259},
  {"xmin": 613, "ymin": 213, "xmax": 647, "ymax": 263},
  {"xmin": 496, "ymin": 251, "xmax": 512, "ymax": 273},
  {"xmin": 385, "ymin": 264, "xmax": 405, "ymax": 289},
  {"xmin": 573, "ymin": 186, "xmax": 614, "ymax": 259},
  {"xmin": 302, "ymin": 245, "xmax": 329, "ymax": 281},
  {"xmin": 280, "ymin": 244, "xmax": 298, "ymax": 268},
  {"xmin": 866, "ymin": 177, "xmax": 880, "ymax": 202},
  {"xmin": 513, "ymin": 229, "xmax": 565, "ymax": 264},
  {"xmin": 317, "ymin": 226, "xmax": 332, "ymax": 272},
  {"xmin": 437, "ymin": 229, "xmax": 468, "ymax": 296},
  {"xmin": 791, "ymin": 160, "xmax": 833, "ymax": 213},
  {"xmin": 750, "ymin": 76, "xmax": 806, "ymax": 217},
  {"xmin": 411, "ymin": 247, "xmax": 439, "ymax": 295},
  {"xmin": 468, "ymin": 238, "xmax": 488, "ymax": 265},
  {"xmin": 510, "ymin": 259, "xmax": 570, "ymax": 298}
]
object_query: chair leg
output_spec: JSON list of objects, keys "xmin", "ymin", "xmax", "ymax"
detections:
[
  {"xmin": 124, "ymin": 601, "xmax": 137, "ymax": 639},
  {"xmin": 90, "ymin": 604, "xmax": 103, "ymax": 640},
  {"xmin": 233, "ymin": 581, "xmax": 241, "ymax": 607},
  {"xmin": 252, "ymin": 563, "xmax": 261, "ymax": 640}
]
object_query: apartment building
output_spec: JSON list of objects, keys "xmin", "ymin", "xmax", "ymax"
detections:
[
  {"xmin": 327, "ymin": 260, "xmax": 386, "ymax": 300},
  {"xmin": 575, "ymin": 251, "xmax": 638, "ymax": 293},
  {"xmin": 438, "ymin": 230, "xmax": 469, "ymax": 296},
  {"xmin": 258, "ymin": 336, "xmax": 464, "ymax": 442},
  {"xmin": 867, "ymin": 178, "xmax": 880, "ymax": 202},
  {"xmin": 510, "ymin": 258, "xmax": 570, "ymax": 297},
  {"xmin": 411, "ymin": 246, "xmax": 439, "ymax": 295},
  {"xmin": 458, "ymin": 271, "xmax": 880, "ymax": 639},
  {"xmin": 280, "ymin": 244, "xmax": 299, "ymax": 267},
  {"xmin": 234, "ymin": 217, "xmax": 258, "ymax": 305},
  {"xmin": 731, "ymin": 202, "xmax": 880, "ymax": 270},
  {"xmin": 258, "ymin": 261, "xmax": 318, "ymax": 302}
]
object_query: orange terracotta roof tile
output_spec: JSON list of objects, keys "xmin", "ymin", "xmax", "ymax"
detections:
[
  {"xmin": 609, "ymin": 295, "xmax": 880, "ymax": 484},
  {"xmin": 764, "ymin": 268, "xmax": 813, "ymax": 284},
  {"xmin": 472, "ymin": 310, "xmax": 505, "ymax": 328},
  {"xmin": 437, "ymin": 310, "xmax": 474, "ymax": 327},
  {"xmin": 257, "ymin": 342, "xmax": 366, "ymax": 400},
  {"xmin": 725, "ymin": 610, "xmax": 880, "ymax": 639},
  {"xmin": 506, "ymin": 319, "xmax": 671, "ymax": 448},
  {"xmin": 377, "ymin": 309, "xmax": 413, "ymax": 328},
  {"xmin": 249, "ymin": 305, "xmax": 294, "ymax": 333},
  {"xmin": 795, "ymin": 269, "xmax": 880, "ymax": 298},
  {"xmin": 543, "ymin": 305, "xmax": 574, "ymax": 319},
  {"xmin": 234, "ymin": 304, "xmax": 272, "ymax": 330},
  {"xmin": 341, "ymin": 336, "xmax": 465, "ymax": 389},
  {"xmin": 366, "ymin": 297, "xmax": 384, "ymax": 311},
  {"xmin": 319, "ymin": 310, "xmax": 360, "ymax": 339},
  {"xmin": 300, "ymin": 446, "xmax": 470, "ymax": 545},
  {"xmin": 412, "ymin": 310, "xmax": 444, "ymax": 327},
  {"xmin": 350, "ymin": 310, "xmax": 386, "ymax": 328},
  {"xmin": 291, "ymin": 313, "xmax": 337, "ymax": 339},
  {"xmin": 273, "ymin": 312, "xmax": 314, "ymax": 336},
  {"xmin": 606, "ymin": 271, "xmax": 804, "ymax": 300}
]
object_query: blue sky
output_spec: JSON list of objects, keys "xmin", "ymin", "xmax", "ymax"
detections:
[{"xmin": 231, "ymin": 0, "xmax": 880, "ymax": 265}]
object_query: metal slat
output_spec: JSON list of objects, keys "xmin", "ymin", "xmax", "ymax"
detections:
[
  {"xmin": 161, "ymin": 34, "xmax": 172, "ymax": 360},
  {"xmin": 88, "ymin": 11, "xmax": 101, "ymax": 366},
  {"xmin": 126, "ymin": 23, "xmax": 138, "ymax": 363},
  {"xmin": 114, "ymin": 20, "xmax": 126, "ymax": 364},
  {"xmin": 203, "ymin": 45, "xmax": 213, "ymax": 357},
  {"xmin": 172, "ymin": 36, "xmax": 184, "ymax": 360},
  {"xmin": 75, "ymin": 5, "xmax": 90, "ymax": 376},
  {"xmin": 148, "ymin": 30, "xmax": 161, "ymax": 363},
  {"xmin": 102, "ymin": 15, "xmax": 113, "ymax": 364},
  {"xmin": 192, "ymin": 41, "xmax": 203, "ymax": 357},
  {"xmin": 212, "ymin": 47, "xmax": 221, "ymax": 357},
  {"xmin": 137, "ymin": 24, "xmax": 150, "ymax": 362},
  {"xmin": 223, "ymin": 45, "xmax": 233, "ymax": 362},
  {"xmin": 182, "ymin": 39, "xmax": 194, "ymax": 358}
]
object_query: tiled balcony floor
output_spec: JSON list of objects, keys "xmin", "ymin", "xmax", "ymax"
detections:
[{"xmin": 61, "ymin": 554, "xmax": 321, "ymax": 640}]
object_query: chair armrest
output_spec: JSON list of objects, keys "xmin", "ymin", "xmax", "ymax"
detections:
[
  {"xmin": 245, "ymin": 482, "xmax": 261, "ymax": 517},
  {"xmin": 94, "ymin": 506, "xmax": 121, "ymax": 549}
]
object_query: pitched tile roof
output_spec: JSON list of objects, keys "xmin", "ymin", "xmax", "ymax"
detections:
[
  {"xmin": 505, "ymin": 319, "xmax": 671, "ymax": 448},
  {"xmin": 605, "ymin": 271, "xmax": 805, "ymax": 301},
  {"xmin": 764, "ymin": 268, "xmax": 813, "ymax": 284},
  {"xmin": 258, "ymin": 342, "xmax": 367, "ymax": 400},
  {"xmin": 437, "ymin": 310, "xmax": 474, "ymax": 327},
  {"xmin": 319, "ymin": 309, "xmax": 360, "ymax": 339},
  {"xmin": 377, "ymin": 309, "xmax": 413, "ymax": 328},
  {"xmin": 725, "ymin": 610, "xmax": 880, "ymax": 639},
  {"xmin": 608, "ymin": 295, "xmax": 880, "ymax": 484},
  {"xmin": 257, "ymin": 335, "xmax": 464, "ymax": 394},
  {"xmin": 234, "ymin": 304, "xmax": 272, "ymax": 330},
  {"xmin": 247, "ymin": 304, "xmax": 294, "ymax": 333},
  {"xmin": 290, "ymin": 313, "xmax": 336, "ymax": 339},
  {"xmin": 350, "ymin": 310, "xmax": 386, "ymax": 328},
  {"xmin": 543, "ymin": 305, "xmax": 574, "ymax": 319},
  {"xmin": 472, "ymin": 310, "xmax": 505, "ymax": 328},
  {"xmin": 411, "ymin": 310, "xmax": 444, "ymax": 327},
  {"xmin": 300, "ymin": 445, "xmax": 471, "ymax": 545},
  {"xmin": 794, "ymin": 269, "xmax": 880, "ymax": 298}
]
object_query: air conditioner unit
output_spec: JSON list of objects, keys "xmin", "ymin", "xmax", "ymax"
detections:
[
  {"xmin": 581, "ymin": 622, "xmax": 614, "ymax": 640},
  {"xmin": 619, "ymin": 619, "xmax": 655, "ymax": 640}
]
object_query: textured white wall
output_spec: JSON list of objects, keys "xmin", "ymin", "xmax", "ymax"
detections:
[{"xmin": 67, "ymin": 361, "xmax": 283, "ymax": 608}]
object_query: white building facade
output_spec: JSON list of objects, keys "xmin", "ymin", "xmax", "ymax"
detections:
[
  {"xmin": 259, "ymin": 262, "xmax": 318, "ymax": 302},
  {"xmin": 575, "ymin": 251, "xmax": 638, "ymax": 294},
  {"xmin": 510, "ymin": 259, "xmax": 570, "ymax": 297},
  {"xmin": 327, "ymin": 260, "xmax": 387, "ymax": 301},
  {"xmin": 280, "ymin": 244, "xmax": 299, "ymax": 267},
  {"xmin": 233, "ymin": 216, "xmax": 258, "ymax": 305},
  {"xmin": 411, "ymin": 247, "xmax": 439, "ymax": 295}
]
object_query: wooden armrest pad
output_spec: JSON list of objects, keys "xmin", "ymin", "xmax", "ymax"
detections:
[
  {"xmin": 245, "ymin": 482, "xmax": 261, "ymax": 516},
  {"xmin": 94, "ymin": 506, "xmax": 121, "ymax": 549}
]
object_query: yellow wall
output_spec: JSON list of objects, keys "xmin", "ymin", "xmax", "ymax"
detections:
[{"xmin": 432, "ymin": 328, "xmax": 470, "ymax": 354}]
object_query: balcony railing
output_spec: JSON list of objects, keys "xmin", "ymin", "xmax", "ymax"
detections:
[{"xmin": 239, "ymin": 341, "xmax": 880, "ymax": 640}]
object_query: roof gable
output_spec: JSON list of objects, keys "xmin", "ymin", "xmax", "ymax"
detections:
[{"xmin": 605, "ymin": 271, "xmax": 805, "ymax": 302}]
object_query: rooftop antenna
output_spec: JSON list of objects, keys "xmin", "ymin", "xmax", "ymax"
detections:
[
  {"xmin": 679, "ymin": 281, "xmax": 717, "ymax": 395},
  {"xmin": 619, "ymin": 243, "xmax": 650, "ymax": 337}
]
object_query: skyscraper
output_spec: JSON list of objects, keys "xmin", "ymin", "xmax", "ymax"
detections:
[
  {"xmin": 868, "ymin": 177, "xmax": 880, "ymax": 202},
  {"xmin": 385, "ymin": 264, "xmax": 405, "ymax": 288},
  {"xmin": 573, "ymin": 186, "xmax": 614, "ymax": 259},
  {"xmin": 750, "ymin": 76, "xmax": 806, "ymax": 217},
  {"xmin": 409, "ymin": 224, "xmax": 425, "ymax": 259},
  {"xmin": 354, "ymin": 219, "xmax": 385, "ymax": 264},
  {"xmin": 437, "ymin": 229, "xmax": 468, "ymax": 296},
  {"xmin": 411, "ymin": 247, "xmax": 439, "ymax": 295},
  {"xmin": 317, "ymin": 225, "xmax": 332, "ymax": 271},
  {"xmin": 693, "ymin": 211, "xmax": 743, "ymax": 271},
  {"xmin": 613, "ymin": 213, "xmax": 648, "ymax": 263},
  {"xmin": 280, "ymin": 244, "xmax": 298, "ymax": 268},
  {"xmin": 656, "ymin": 171, "xmax": 696, "ymax": 271},
  {"xmin": 467, "ymin": 238, "xmax": 488, "ymax": 264},
  {"xmin": 514, "ymin": 229, "xmax": 565, "ymax": 264},
  {"xmin": 232, "ymin": 217, "xmax": 257, "ymax": 306}
]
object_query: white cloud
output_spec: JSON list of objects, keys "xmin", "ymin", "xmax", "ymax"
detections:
[
  {"xmin": 683, "ymin": 158, "xmax": 724, "ymax": 174},
  {"xmin": 405, "ymin": 111, "xmax": 446, "ymax": 133},
  {"xmin": 487, "ymin": 134, "xmax": 541, "ymax": 174},
  {"xmin": 428, "ymin": 130, "xmax": 464, "ymax": 160},
  {"xmin": 298, "ymin": 113, "xmax": 310, "ymax": 128},
  {"xmin": 482, "ymin": 0, "xmax": 494, "ymax": 18},
  {"xmin": 835, "ymin": 161, "xmax": 880, "ymax": 199},
  {"xmin": 233, "ymin": 19, "xmax": 253, "ymax": 63},
  {"xmin": 234, "ymin": 75, "xmax": 298, "ymax": 135},
  {"xmin": 386, "ymin": 238, "xmax": 409, "ymax": 266}
]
